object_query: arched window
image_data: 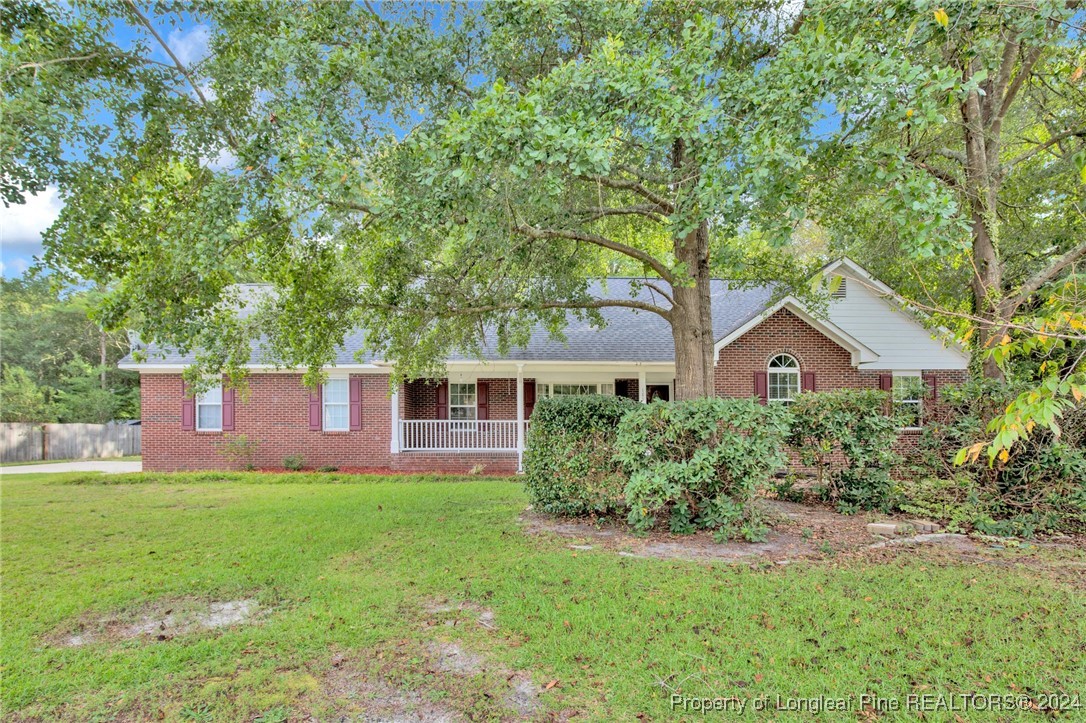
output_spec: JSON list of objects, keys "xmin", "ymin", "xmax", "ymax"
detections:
[{"xmin": 767, "ymin": 354, "xmax": 800, "ymax": 404}]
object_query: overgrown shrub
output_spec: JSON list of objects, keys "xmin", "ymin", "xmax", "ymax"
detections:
[
  {"xmin": 786, "ymin": 390, "xmax": 900, "ymax": 513},
  {"xmin": 523, "ymin": 394, "xmax": 639, "ymax": 516},
  {"xmin": 614, "ymin": 398, "xmax": 790, "ymax": 541},
  {"xmin": 907, "ymin": 379, "xmax": 1086, "ymax": 535},
  {"xmin": 219, "ymin": 433, "xmax": 259, "ymax": 470}
]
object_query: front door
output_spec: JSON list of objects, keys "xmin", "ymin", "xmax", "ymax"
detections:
[{"xmin": 646, "ymin": 384, "xmax": 670, "ymax": 402}]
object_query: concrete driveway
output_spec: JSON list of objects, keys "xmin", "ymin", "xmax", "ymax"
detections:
[{"xmin": 0, "ymin": 460, "xmax": 142, "ymax": 475}]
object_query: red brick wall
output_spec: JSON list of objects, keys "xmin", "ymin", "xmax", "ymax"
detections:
[
  {"xmin": 713, "ymin": 308, "xmax": 968, "ymax": 404},
  {"xmin": 141, "ymin": 373, "xmax": 394, "ymax": 471},
  {"xmin": 390, "ymin": 452, "xmax": 519, "ymax": 475},
  {"xmin": 401, "ymin": 378, "xmax": 535, "ymax": 421}
]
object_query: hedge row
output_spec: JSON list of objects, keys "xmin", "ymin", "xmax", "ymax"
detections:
[{"xmin": 523, "ymin": 386, "xmax": 1085, "ymax": 538}]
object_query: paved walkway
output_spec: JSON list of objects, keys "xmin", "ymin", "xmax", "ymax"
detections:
[{"xmin": 0, "ymin": 460, "xmax": 142, "ymax": 475}]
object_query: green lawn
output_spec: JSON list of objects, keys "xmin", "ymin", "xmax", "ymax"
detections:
[{"xmin": 3, "ymin": 472, "xmax": 1084, "ymax": 721}]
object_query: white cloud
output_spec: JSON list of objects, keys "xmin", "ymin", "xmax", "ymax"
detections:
[
  {"xmin": 1, "ymin": 186, "xmax": 63, "ymax": 249},
  {"xmin": 167, "ymin": 24, "xmax": 211, "ymax": 67}
]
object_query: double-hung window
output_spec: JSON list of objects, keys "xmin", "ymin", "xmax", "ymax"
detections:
[
  {"xmin": 323, "ymin": 378, "xmax": 350, "ymax": 431},
  {"xmin": 767, "ymin": 354, "xmax": 800, "ymax": 404},
  {"xmin": 449, "ymin": 383, "xmax": 477, "ymax": 428},
  {"xmin": 893, "ymin": 374, "xmax": 925, "ymax": 429},
  {"xmin": 196, "ymin": 385, "xmax": 223, "ymax": 431}
]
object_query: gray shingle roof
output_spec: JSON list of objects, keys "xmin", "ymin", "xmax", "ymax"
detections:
[{"xmin": 124, "ymin": 278, "xmax": 776, "ymax": 367}]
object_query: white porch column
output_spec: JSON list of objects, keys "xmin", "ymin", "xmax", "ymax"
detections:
[
  {"xmin": 390, "ymin": 387, "xmax": 401, "ymax": 454},
  {"xmin": 638, "ymin": 370, "xmax": 647, "ymax": 403},
  {"xmin": 516, "ymin": 364, "xmax": 525, "ymax": 472}
]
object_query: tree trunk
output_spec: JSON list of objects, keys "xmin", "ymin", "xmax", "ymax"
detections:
[
  {"xmin": 671, "ymin": 221, "xmax": 715, "ymax": 401},
  {"xmin": 100, "ymin": 329, "xmax": 108, "ymax": 390},
  {"xmin": 961, "ymin": 74, "xmax": 1006, "ymax": 381}
]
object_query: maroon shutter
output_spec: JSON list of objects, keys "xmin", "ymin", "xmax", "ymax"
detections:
[
  {"xmin": 922, "ymin": 373, "xmax": 938, "ymax": 401},
  {"xmin": 181, "ymin": 380, "xmax": 195, "ymax": 430},
  {"xmin": 754, "ymin": 371, "xmax": 768, "ymax": 404},
  {"xmin": 878, "ymin": 374, "xmax": 893, "ymax": 392},
  {"xmin": 349, "ymin": 377, "xmax": 362, "ymax": 430},
  {"xmin": 524, "ymin": 380, "xmax": 536, "ymax": 418},
  {"xmin": 436, "ymin": 380, "xmax": 448, "ymax": 420},
  {"xmin": 309, "ymin": 384, "xmax": 322, "ymax": 431},
  {"xmin": 477, "ymin": 381, "xmax": 489, "ymax": 420},
  {"xmin": 802, "ymin": 372, "xmax": 817, "ymax": 393},
  {"xmin": 222, "ymin": 386, "xmax": 236, "ymax": 431}
]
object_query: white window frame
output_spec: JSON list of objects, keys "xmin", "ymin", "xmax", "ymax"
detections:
[
  {"xmin": 449, "ymin": 382, "xmax": 477, "ymax": 429},
  {"xmin": 538, "ymin": 382, "xmax": 615, "ymax": 397},
  {"xmin": 767, "ymin": 354, "xmax": 800, "ymax": 404},
  {"xmin": 323, "ymin": 377, "xmax": 350, "ymax": 432},
  {"xmin": 893, "ymin": 372, "xmax": 925, "ymax": 431},
  {"xmin": 196, "ymin": 384, "xmax": 223, "ymax": 431}
]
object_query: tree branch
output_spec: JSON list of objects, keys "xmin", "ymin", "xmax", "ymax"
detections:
[
  {"xmin": 1005, "ymin": 240, "xmax": 1086, "ymax": 312},
  {"xmin": 576, "ymin": 174, "xmax": 675, "ymax": 214},
  {"xmin": 1002, "ymin": 126, "xmax": 1086, "ymax": 173},
  {"xmin": 575, "ymin": 205, "xmax": 668, "ymax": 223},
  {"xmin": 997, "ymin": 43, "xmax": 1044, "ymax": 124},
  {"xmin": 513, "ymin": 223, "xmax": 674, "ymax": 282}
]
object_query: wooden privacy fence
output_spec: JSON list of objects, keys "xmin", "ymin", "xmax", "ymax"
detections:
[{"xmin": 1, "ymin": 423, "xmax": 141, "ymax": 463}]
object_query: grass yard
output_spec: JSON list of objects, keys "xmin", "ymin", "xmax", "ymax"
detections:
[{"xmin": 3, "ymin": 472, "xmax": 1084, "ymax": 721}]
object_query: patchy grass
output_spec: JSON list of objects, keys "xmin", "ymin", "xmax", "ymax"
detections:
[{"xmin": 3, "ymin": 472, "xmax": 1085, "ymax": 721}]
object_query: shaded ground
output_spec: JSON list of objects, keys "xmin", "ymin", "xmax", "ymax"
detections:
[{"xmin": 522, "ymin": 499, "xmax": 1086, "ymax": 569}]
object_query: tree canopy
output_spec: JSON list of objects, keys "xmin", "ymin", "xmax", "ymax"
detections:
[{"xmin": 3, "ymin": 0, "xmax": 1083, "ymax": 447}]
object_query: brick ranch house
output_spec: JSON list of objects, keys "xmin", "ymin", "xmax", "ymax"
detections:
[{"xmin": 121, "ymin": 259, "xmax": 969, "ymax": 474}]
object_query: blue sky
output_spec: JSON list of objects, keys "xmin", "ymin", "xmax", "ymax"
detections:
[{"xmin": 1, "ymin": 16, "xmax": 212, "ymax": 278}]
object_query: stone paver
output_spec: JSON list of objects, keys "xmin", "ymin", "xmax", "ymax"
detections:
[{"xmin": 0, "ymin": 460, "xmax": 141, "ymax": 475}]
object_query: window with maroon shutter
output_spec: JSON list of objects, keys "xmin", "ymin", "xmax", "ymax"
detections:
[
  {"xmin": 181, "ymin": 380, "xmax": 195, "ymax": 430},
  {"xmin": 309, "ymin": 384, "xmax": 322, "ymax": 431},
  {"xmin": 349, "ymin": 377, "xmax": 362, "ymax": 431},
  {"xmin": 524, "ymin": 380, "xmax": 536, "ymax": 418},
  {"xmin": 802, "ymin": 372, "xmax": 817, "ymax": 393},
  {"xmin": 754, "ymin": 371, "xmax": 768, "ymax": 404},
  {"xmin": 435, "ymin": 380, "xmax": 448, "ymax": 420},
  {"xmin": 221, "ymin": 386, "xmax": 236, "ymax": 431}
]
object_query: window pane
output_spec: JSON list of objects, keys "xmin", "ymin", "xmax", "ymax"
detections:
[
  {"xmin": 324, "ymin": 378, "xmax": 349, "ymax": 403},
  {"xmin": 450, "ymin": 406, "xmax": 476, "ymax": 421},
  {"xmin": 893, "ymin": 376, "xmax": 924, "ymax": 427},
  {"xmin": 198, "ymin": 385, "xmax": 222, "ymax": 405},
  {"xmin": 600, "ymin": 383, "xmax": 615, "ymax": 396},
  {"xmin": 450, "ymin": 383, "xmax": 475, "ymax": 406},
  {"xmin": 552, "ymin": 384, "xmax": 596, "ymax": 396},
  {"xmin": 197, "ymin": 404, "xmax": 221, "ymax": 430},
  {"xmin": 324, "ymin": 403, "xmax": 349, "ymax": 430},
  {"xmin": 768, "ymin": 372, "xmax": 798, "ymax": 401}
]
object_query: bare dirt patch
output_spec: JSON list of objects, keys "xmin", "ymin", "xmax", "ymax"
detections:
[
  {"xmin": 321, "ymin": 659, "xmax": 464, "ymax": 722},
  {"xmin": 48, "ymin": 598, "xmax": 259, "ymax": 647},
  {"xmin": 522, "ymin": 500, "xmax": 1086, "ymax": 569},
  {"xmin": 421, "ymin": 598, "xmax": 498, "ymax": 630}
]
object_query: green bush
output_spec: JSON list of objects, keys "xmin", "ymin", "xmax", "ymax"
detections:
[
  {"xmin": 614, "ymin": 398, "xmax": 790, "ymax": 541},
  {"xmin": 522, "ymin": 394, "xmax": 639, "ymax": 516},
  {"xmin": 282, "ymin": 454, "xmax": 304, "ymax": 471},
  {"xmin": 907, "ymin": 379, "xmax": 1086, "ymax": 535},
  {"xmin": 786, "ymin": 389, "xmax": 900, "ymax": 513}
]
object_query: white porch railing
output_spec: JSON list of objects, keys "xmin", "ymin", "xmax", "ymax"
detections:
[{"xmin": 400, "ymin": 420, "xmax": 524, "ymax": 452}]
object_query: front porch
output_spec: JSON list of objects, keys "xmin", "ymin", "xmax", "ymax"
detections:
[{"xmin": 388, "ymin": 363, "xmax": 676, "ymax": 469}]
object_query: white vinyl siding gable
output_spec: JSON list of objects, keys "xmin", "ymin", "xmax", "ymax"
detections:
[{"xmin": 826, "ymin": 270, "xmax": 969, "ymax": 370}]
